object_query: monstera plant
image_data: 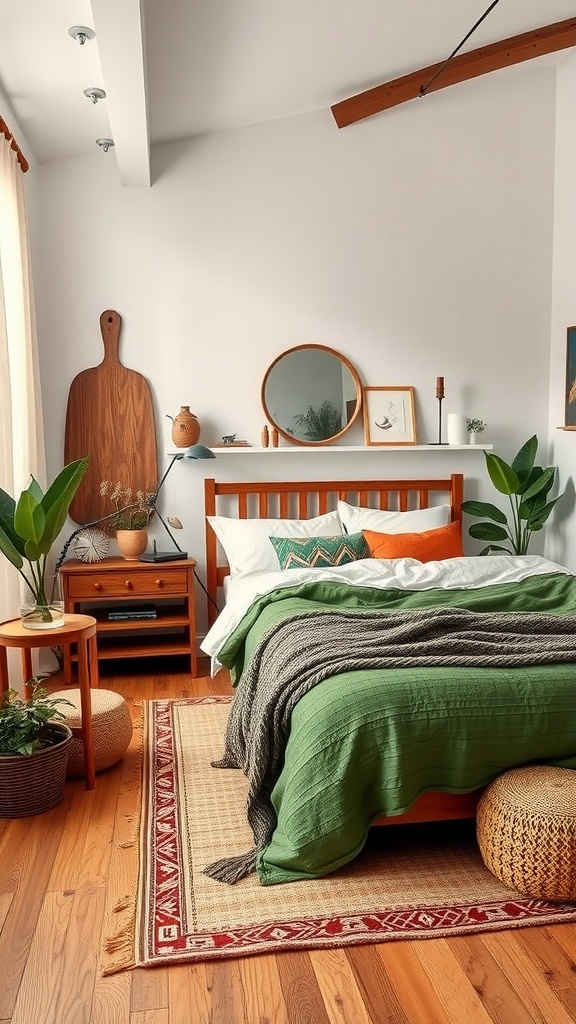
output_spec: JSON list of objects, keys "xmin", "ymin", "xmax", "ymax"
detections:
[
  {"xmin": 0, "ymin": 458, "xmax": 88, "ymax": 625},
  {"xmin": 461, "ymin": 435, "xmax": 563, "ymax": 555}
]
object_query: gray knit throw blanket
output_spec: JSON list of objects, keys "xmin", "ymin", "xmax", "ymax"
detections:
[{"xmin": 204, "ymin": 606, "xmax": 576, "ymax": 884}]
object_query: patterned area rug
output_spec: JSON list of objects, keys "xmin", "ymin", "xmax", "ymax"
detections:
[{"xmin": 102, "ymin": 696, "xmax": 576, "ymax": 973}]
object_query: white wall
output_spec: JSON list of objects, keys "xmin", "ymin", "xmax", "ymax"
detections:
[
  {"xmin": 546, "ymin": 51, "xmax": 576, "ymax": 569},
  {"xmin": 35, "ymin": 62, "xmax": 557, "ymax": 632}
]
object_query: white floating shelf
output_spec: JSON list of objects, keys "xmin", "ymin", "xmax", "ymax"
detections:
[{"xmin": 167, "ymin": 444, "xmax": 493, "ymax": 455}]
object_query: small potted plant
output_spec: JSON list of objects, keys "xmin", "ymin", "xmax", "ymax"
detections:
[
  {"xmin": 466, "ymin": 418, "xmax": 487, "ymax": 444},
  {"xmin": 0, "ymin": 680, "xmax": 73, "ymax": 816},
  {"xmin": 0, "ymin": 458, "xmax": 88, "ymax": 628},
  {"xmin": 99, "ymin": 481, "xmax": 154, "ymax": 560}
]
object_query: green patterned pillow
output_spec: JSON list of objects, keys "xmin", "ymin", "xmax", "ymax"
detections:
[{"xmin": 269, "ymin": 532, "xmax": 370, "ymax": 570}]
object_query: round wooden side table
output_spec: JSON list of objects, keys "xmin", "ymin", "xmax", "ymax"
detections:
[{"xmin": 0, "ymin": 613, "xmax": 99, "ymax": 790}]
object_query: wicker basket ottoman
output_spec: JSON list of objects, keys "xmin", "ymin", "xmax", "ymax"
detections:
[
  {"xmin": 51, "ymin": 688, "xmax": 133, "ymax": 778},
  {"xmin": 476, "ymin": 765, "xmax": 576, "ymax": 901}
]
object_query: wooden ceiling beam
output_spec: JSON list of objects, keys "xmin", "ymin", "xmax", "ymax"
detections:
[{"xmin": 331, "ymin": 18, "xmax": 576, "ymax": 129}]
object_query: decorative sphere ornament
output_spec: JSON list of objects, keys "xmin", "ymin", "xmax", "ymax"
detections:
[{"xmin": 73, "ymin": 527, "xmax": 110, "ymax": 563}]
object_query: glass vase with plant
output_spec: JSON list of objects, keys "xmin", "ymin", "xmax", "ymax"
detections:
[
  {"xmin": 461, "ymin": 435, "xmax": 564, "ymax": 555},
  {"xmin": 0, "ymin": 458, "xmax": 88, "ymax": 628}
]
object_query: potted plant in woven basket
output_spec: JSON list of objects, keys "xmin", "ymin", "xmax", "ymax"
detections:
[{"xmin": 0, "ymin": 681, "xmax": 73, "ymax": 817}]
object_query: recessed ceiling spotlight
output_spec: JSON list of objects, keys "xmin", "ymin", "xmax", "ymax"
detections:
[
  {"xmin": 83, "ymin": 88, "xmax": 106, "ymax": 104},
  {"xmin": 96, "ymin": 138, "xmax": 114, "ymax": 153},
  {"xmin": 68, "ymin": 25, "xmax": 95, "ymax": 45}
]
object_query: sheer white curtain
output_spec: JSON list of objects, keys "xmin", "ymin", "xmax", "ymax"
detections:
[{"xmin": 0, "ymin": 133, "xmax": 46, "ymax": 623}]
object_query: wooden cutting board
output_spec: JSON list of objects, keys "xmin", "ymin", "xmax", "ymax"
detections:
[{"xmin": 65, "ymin": 310, "xmax": 158, "ymax": 525}]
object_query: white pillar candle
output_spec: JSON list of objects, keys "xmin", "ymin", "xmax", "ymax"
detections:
[{"xmin": 447, "ymin": 413, "xmax": 468, "ymax": 446}]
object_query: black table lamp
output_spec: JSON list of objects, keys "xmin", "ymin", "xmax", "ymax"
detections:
[{"xmin": 140, "ymin": 443, "xmax": 216, "ymax": 563}]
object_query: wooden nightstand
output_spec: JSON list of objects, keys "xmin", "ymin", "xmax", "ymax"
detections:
[{"xmin": 59, "ymin": 557, "xmax": 197, "ymax": 683}]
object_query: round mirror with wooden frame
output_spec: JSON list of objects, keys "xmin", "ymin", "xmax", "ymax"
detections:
[{"xmin": 261, "ymin": 344, "xmax": 363, "ymax": 446}]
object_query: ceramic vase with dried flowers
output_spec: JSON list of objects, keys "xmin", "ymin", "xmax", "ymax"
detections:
[{"xmin": 99, "ymin": 481, "xmax": 154, "ymax": 560}]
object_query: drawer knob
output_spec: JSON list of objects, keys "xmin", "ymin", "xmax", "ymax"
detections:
[
  {"xmin": 94, "ymin": 582, "xmax": 102, "ymax": 591},
  {"xmin": 155, "ymin": 579, "xmax": 164, "ymax": 588},
  {"xmin": 125, "ymin": 580, "xmax": 133, "ymax": 589}
]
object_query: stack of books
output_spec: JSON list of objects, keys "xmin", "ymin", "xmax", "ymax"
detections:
[
  {"xmin": 212, "ymin": 440, "xmax": 251, "ymax": 447},
  {"xmin": 108, "ymin": 606, "xmax": 157, "ymax": 621}
]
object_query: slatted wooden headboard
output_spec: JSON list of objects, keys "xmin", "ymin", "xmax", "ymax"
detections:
[{"xmin": 204, "ymin": 475, "xmax": 463, "ymax": 624}]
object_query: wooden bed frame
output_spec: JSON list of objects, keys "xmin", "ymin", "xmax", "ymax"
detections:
[
  {"xmin": 204, "ymin": 473, "xmax": 482, "ymax": 824},
  {"xmin": 205, "ymin": 474, "xmax": 464, "ymax": 623}
]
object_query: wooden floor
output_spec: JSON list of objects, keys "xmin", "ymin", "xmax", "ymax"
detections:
[{"xmin": 2, "ymin": 661, "xmax": 576, "ymax": 1024}]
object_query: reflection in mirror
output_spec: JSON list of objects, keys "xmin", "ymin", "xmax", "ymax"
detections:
[{"xmin": 261, "ymin": 344, "xmax": 363, "ymax": 445}]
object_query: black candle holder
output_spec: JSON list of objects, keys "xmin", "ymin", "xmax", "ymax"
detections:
[{"xmin": 429, "ymin": 381, "xmax": 449, "ymax": 445}]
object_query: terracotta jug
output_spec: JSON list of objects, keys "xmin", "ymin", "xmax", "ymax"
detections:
[{"xmin": 167, "ymin": 407, "xmax": 201, "ymax": 448}]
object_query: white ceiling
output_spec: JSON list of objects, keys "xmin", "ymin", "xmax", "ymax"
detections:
[{"xmin": 0, "ymin": 0, "xmax": 574, "ymax": 186}]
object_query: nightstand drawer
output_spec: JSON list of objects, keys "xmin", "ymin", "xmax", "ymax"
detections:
[{"xmin": 67, "ymin": 569, "xmax": 189, "ymax": 599}]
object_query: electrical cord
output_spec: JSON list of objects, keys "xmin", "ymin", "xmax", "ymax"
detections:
[{"xmin": 419, "ymin": 0, "xmax": 501, "ymax": 97}]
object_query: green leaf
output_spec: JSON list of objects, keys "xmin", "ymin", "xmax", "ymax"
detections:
[
  {"xmin": 26, "ymin": 476, "xmax": 44, "ymax": 504},
  {"xmin": 510, "ymin": 435, "xmax": 538, "ymax": 484},
  {"xmin": 461, "ymin": 500, "xmax": 507, "ymax": 524},
  {"xmin": 468, "ymin": 522, "xmax": 509, "ymax": 541},
  {"xmin": 0, "ymin": 487, "xmax": 16, "ymax": 524},
  {"xmin": 14, "ymin": 491, "xmax": 45, "ymax": 545},
  {"xmin": 521, "ymin": 466, "xmax": 556, "ymax": 503},
  {"xmin": 526, "ymin": 496, "xmax": 561, "ymax": 530},
  {"xmin": 40, "ymin": 458, "xmax": 88, "ymax": 552},
  {"xmin": 0, "ymin": 522, "xmax": 24, "ymax": 568},
  {"xmin": 485, "ymin": 453, "xmax": 520, "ymax": 495},
  {"xmin": 478, "ymin": 543, "xmax": 513, "ymax": 555},
  {"xmin": 24, "ymin": 539, "xmax": 42, "ymax": 561}
]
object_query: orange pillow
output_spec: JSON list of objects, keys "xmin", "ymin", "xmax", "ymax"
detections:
[{"xmin": 362, "ymin": 520, "xmax": 463, "ymax": 563}]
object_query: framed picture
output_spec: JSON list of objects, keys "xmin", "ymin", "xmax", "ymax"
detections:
[
  {"xmin": 565, "ymin": 326, "xmax": 576, "ymax": 428},
  {"xmin": 363, "ymin": 386, "xmax": 417, "ymax": 446}
]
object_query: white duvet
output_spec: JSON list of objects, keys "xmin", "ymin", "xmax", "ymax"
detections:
[{"xmin": 202, "ymin": 554, "xmax": 573, "ymax": 673}]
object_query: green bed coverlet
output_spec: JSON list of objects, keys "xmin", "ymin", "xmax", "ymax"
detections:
[{"xmin": 216, "ymin": 573, "xmax": 576, "ymax": 885}]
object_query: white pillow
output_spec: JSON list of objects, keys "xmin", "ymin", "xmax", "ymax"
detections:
[
  {"xmin": 207, "ymin": 510, "xmax": 343, "ymax": 576},
  {"xmin": 337, "ymin": 500, "xmax": 451, "ymax": 535}
]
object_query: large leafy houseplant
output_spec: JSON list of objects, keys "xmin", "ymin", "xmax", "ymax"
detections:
[
  {"xmin": 0, "ymin": 458, "xmax": 88, "ymax": 623},
  {"xmin": 461, "ymin": 435, "xmax": 563, "ymax": 555}
]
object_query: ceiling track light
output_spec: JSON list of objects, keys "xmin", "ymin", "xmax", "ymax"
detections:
[
  {"xmin": 96, "ymin": 138, "xmax": 114, "ymax": 153},
  {"xmin": 83, "ymin": 87, "xmax": 106, "ymax": 104},
  {"xmin": 68, "ymin": 25, "xmax": 95, "ymax": 45}
]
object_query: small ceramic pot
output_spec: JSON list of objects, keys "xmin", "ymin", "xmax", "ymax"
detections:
[
  {"xmin": 116, "ymin": 529, "xmax": 148, "ymax": 560},
  {"xmin": 169, "ymin": 407, "xmax": 201, "ymax": 448}
]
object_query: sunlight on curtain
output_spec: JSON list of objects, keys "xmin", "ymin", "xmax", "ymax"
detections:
[{"xmin": 0, "ymin": 133, "xmax": 46, "ymax": 623}]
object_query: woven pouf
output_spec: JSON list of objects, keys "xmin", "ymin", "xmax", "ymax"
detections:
[
  {"xmin": 476, "ymin": 765, "xmax": 576, "ymax": 901},
  {"xmin": 51, "ymin": 689, "xmax": 133, "ymax": 778}
]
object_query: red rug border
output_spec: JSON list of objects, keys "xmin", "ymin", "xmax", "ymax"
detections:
[{"xmin": 137, "ymin": 696, "xmax": 576, "ymax": 967}]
